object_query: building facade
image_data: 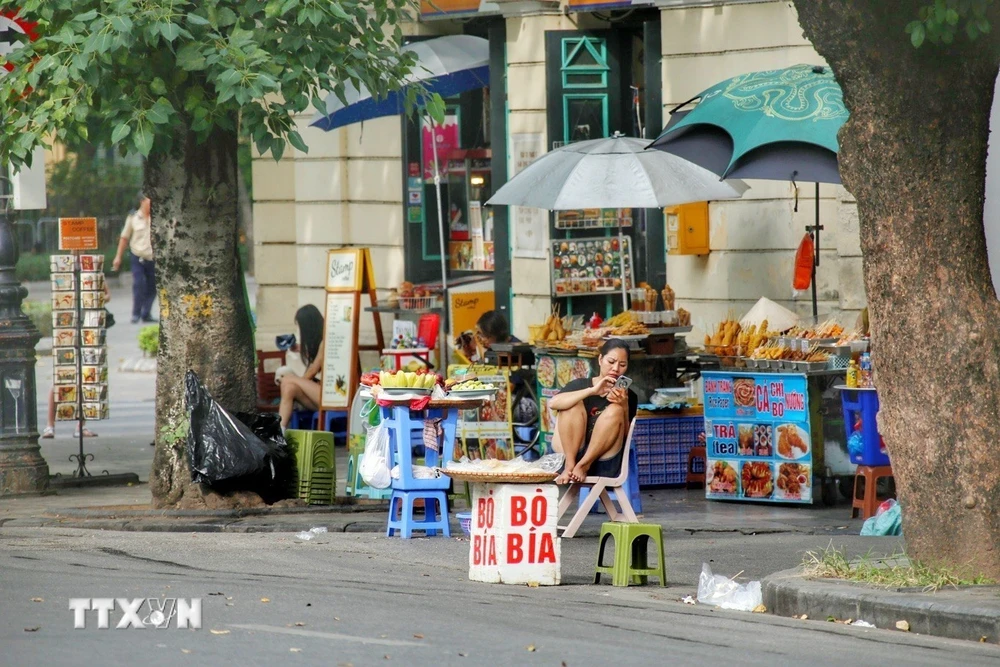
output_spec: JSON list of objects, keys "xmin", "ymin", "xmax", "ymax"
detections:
[{"xmin": 251, "ymin": 0, "xmax": 864, "ymax": 352}]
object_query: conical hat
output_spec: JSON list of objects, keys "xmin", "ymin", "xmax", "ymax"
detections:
[{"xmin": 740, "ymin": 297, "xmax": 799, "ymax": 333}]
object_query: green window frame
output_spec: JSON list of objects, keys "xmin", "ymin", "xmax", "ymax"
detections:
[
  {"xmin": 560, "ymin": 36, "xmax": 609, "ymax": 89},
  {"xmin": 562, "ymin": 94, "xmax": 609, "ymax": 145}
]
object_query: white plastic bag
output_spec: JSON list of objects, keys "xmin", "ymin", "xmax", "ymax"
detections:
[
  {"xmin": 360, "ymin": 423, "xmax": 391, "ymax": 489},
  {"xmin": 696, "ymin": 564, "xmax": 762, "ymax": 611}
]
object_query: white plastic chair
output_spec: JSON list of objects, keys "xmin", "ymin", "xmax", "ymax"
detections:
[{"xmin": 557, "ymin": 420, "xmax": 639, "ymax": 538}]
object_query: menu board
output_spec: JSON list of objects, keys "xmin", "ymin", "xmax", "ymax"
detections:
[
  {"xmin": 555, "ymin": 208, "xmax": 632, "ymax": 230},
  {"xmin": 450, "ymin": 365, "xmax": 515, "ymax": 460},
  {"xmin": 550, "ymin": 235, "xmax": 633, "ymax": 296},
  {"xmin": 535, "ymin": 353, "xmax": 594, "ymax": 454},
  {"xmin": 325, "ymin": 248, "xmax": 361, "ymax": 292},
  {"xmin": 702, "ymin": 371, "xmax": 813, "ymax": 504},
  {"xmin": 321, "ymin": 292, "xmax": 357, "ymax": 408}
]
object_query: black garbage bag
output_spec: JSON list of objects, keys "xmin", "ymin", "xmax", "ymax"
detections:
[{"xmin": 185, "ymin": 371, "xmax": 293, "ymax": 503}]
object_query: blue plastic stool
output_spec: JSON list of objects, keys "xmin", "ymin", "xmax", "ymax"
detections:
[
  {"xmin": 578, "ymin": 450, "xmax": 642, "ymax": 514},
  {"xmin": 288, "ymin": 409, "xmax": 316, "ymax": 430},
  {"xmin": 841, "ymin": 389, "xmax": 890, "ymax": 466},
  {"xmin": 386, "ymin": 489, "xmax": 450, "ymax": 538},
  {"xmin": 315, "ymin": 412, "xmax": 349, "ymax": 446}
]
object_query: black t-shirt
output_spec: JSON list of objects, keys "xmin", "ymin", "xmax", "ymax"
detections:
[{"xmin": 559, "ymin": 377, "xmax": 638, "ymax": 442}]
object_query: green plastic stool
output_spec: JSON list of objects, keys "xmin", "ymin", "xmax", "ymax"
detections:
[{"xmin": 594, "ymin": 522, "xmax": 667, "ymax": 587}]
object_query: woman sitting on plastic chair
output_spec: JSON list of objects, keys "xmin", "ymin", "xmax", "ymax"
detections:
[
  {"xmin": 277, "ymin": 305, "xmax": 325, "ymax": 429},
  {"xmin": 550, "ymin": 339, "xmax": 638, "ymax": 484}
]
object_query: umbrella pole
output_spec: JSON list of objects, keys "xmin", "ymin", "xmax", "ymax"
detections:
[
  {"xmin": 618, "ymin": 224, "xmax": 628, "ymax": 312},
  {"xmin": 811, "ymin": 182, "xmax": 820, "ymax": 324},
  {"xmin": 430, "ymin": 115, "xmax": 451, "ymax": 348}
]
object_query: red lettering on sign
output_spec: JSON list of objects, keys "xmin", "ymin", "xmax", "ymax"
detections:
[
  {"xmin": 785, "ymin": 392, "xmax": 805, "ymax": 411},
  {"xmin": 770, "ymin": 382, "xmax": 784, "ymax": 398},
  {"xmin": 538, "ymin": 533, "xmax": 556, "ymax": 563},
  {"xmin": 771, "ymin": 402, "xmax": 785, "ymax": 418},
  {"xmin": 755, "ymin": 385, "xmax": 770, "ymax": 413},
  {"xmin": 528, "ymin": 532, "xmax": 537, "ymax": 564},
  {"xmin": 477, "ymin": 497, "xmax": 494, "ymax": 529},
  {"xmin": 531, "ymin": 496, "xmax": 547, "ymax": 527},
  {"xmin": 507, "ymin": 534, "xmax": 523, "ymax": 564},
  {"xmin": 473, "ymin": 535, "xmax": 482, "ymax": 565},
  {"xmin": 511, "ymin": 496, "xmax": 527, "ymax": 527},
  {"xmin": 487, "ymin": 535, "xmax": 496, "ymax": 565}
]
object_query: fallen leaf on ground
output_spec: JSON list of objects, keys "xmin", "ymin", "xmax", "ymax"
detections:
[
  {"xmin": 751, "ymin": 604, "xmax": 767, "ymax": 613},
  {"xmin": 261, "ymin": 598, "xmax": 270, "ymax": 603},
  {"xmin": 413, "ymin": 633, "xmax": 424, "ymax": 639},
  {"xmin": 294, "ymin": 622, "xmax": 305, "ymax": 627},
  {"xmin": 980, "ymin": 636, "xmax": 988, "ymax": 642},
  {"xmin": 181, "ymin": 649, "xmax": 191, "ymax": 654},
  {"xmin": 526, "ymin": 645, "xmax": 536, "ymax": 652},
  {"xmin": 31, "ymin": 598, "xmax": 43, "ymax": 603},
  {"xmin": 290, "ymin": 648, "xmax": 302, "ymax": 653},
  {"xmin": 798, "ymin": 615, "xmax": 808, "ymax": 620},
  {"xmin": 24, "ymin": 627, "xmax": 39, "ymax": 632},
  {"xmin": 527, "ymin": 582, "xmax": 539, "ymax": 588},
  {"xmin": 896, "ymin": 620, "xmax": 910, "ymax": 632},
  {"xmin": 209, "ymin": 629, "xmax": 230, "ymax": 635}
]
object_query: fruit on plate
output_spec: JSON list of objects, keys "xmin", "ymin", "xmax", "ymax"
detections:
[
  {"xmin": 378, "ymin": 370, "xmax": 439, "ymax": 389},
  {"xmin": 451, "ymin": 380, "xmax": 495, "ymax": 392},
  {"xmin": 360, "ymin": 371, "xmax": 381, "ymax": 387}
]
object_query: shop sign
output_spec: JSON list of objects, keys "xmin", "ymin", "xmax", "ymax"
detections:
[
  {"xmin": 58, "ymin": 217, "xmax": 98, "ymax": 250},
  {"xmin": 703, "ymin": 371, "xmax": 813, "ymax": 504},
  {"xmin": 469, "ymin": 484, "xmax": 560, "ymax": 585}
]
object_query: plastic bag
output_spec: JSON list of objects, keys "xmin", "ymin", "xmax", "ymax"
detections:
[
  {"xmin": 860, "ymin": 499, "xmax": 902, "ymax": 536},
  {"xmin": 360, "ymin": 422, "xmax": 391, "ymax": 489},
  {"xmin": 185, "ymin": 371, "xmax": 292, "ymax": 501},
  {"xmin": 697, "ymin": 564, "xmax": 763, "ymax": 611}
]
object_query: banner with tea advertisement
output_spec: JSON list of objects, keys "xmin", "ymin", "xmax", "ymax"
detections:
[{"xmin": 702, "ymin": 371, "xmax": 813, "ymax": 504}]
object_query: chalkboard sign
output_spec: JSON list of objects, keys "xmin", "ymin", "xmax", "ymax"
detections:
[{"xmin": 319, "ymin": 247, "xmax": 384, "ymax": 417}]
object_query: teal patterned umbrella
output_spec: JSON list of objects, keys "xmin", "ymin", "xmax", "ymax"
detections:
[{"xmin": 650, "ymin": 64, "xmax": 847, "ymax": 184}]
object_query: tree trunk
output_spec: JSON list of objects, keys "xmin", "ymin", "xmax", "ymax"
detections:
[
  {"xmin": 145, "ymin": 127, "xmax": 258, "ymax": 510},
  {"xmin": 793, "ymin": 1, "xmax": 1000, "ymax": 577}
]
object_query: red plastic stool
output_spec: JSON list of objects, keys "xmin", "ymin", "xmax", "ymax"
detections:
[
  {"xmin": 852, "ymin": 465, "xmax": 894, "ymax": 520},
  {"xmin": 686, "ymin": 446, "xmax": 706, "ymax": 488}
]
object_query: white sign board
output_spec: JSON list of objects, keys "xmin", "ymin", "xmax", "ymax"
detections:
[
  {"xmin": 325, "ymin": 249, "xmax": 360, "ymax": 292},
  {"xmin": 321, "ymin": 292, "xmax": 356, "ymax": 408},
  {"xmin": 469, "ymin": 483, "xmax": 561, "ymax": 586},
  {"xmin": 509, "ymin": 133, "xmax": 548, "ymax": 259}
]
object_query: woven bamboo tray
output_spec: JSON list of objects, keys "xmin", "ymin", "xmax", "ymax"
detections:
[{"xmin": 441, "ymin": 470, "xmax": 558, "ymax": 484}]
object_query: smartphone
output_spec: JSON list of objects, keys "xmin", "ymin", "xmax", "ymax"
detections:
[{"xmin": 615, "ymin": 376, "xmax": 633, "ymax": 391}]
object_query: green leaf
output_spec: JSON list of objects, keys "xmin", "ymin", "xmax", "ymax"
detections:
[
  {"xmin": 160, "ymin": 22, "xmax": 181, "ymax": 42},
  {"xmin": 111, "ymin": 123, "xmax": 131, "ymax": 143},
  {"xmin": 110, "ymin": 15, "xmax": 133, "ymax": 32},
  {"xmin": 187, "ymin": 12, "xmax": 211, "ymax": 26},
  {"xmin": 176, "ymin": 43, "xmax": 207, "ymax": 71},
  {"xmin": 133, "ymin": 121, "xmax": 154, "ymax": 156},
  {"xmin": 271, "ymin": 137, "xmax": 286, "ymax": 161},
  {"xmin": 150, "ymin": 77, "xmax": 168, "ymax": 95},
  {"xmin": 75, "ymin": 9, "xmax": 98, "ymax": 22},
  {"xmin": 911, "ymin": 22, "xmax": 926, "ymax": 47},
  {"xmin": 287, "ymin": 130, "xmax": 308, "ymax": 154}
]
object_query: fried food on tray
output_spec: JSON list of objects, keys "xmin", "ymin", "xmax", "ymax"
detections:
[
  {"xmin": 709, "ymin": 461, "xmax": 737, "ymax": 494},
  {"xmin": 741, "ymin": 461, "xmax": 773, "ymax": 498},
  {"xmin": 777, "ymin": 424, "xmax": 809, "ymax": 458},
  {"xmin": 777, "ymin": 463, "xmax": 810, "ymax": 498}
]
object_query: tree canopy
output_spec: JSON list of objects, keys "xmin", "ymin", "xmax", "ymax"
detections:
[
  {"xmin": 0, "ymin": 0, "xmax": 420, "ymax": 166},
  {"xmin": 908, "ymin": 0, "xmax": 995, "ymax": 46}
]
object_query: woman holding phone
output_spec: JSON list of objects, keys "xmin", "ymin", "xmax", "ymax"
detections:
[{"xmin": 549, "ymin": 339, "xmax": 638, "ymax": 484}]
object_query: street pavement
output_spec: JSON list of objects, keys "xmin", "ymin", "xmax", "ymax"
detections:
[{"xmin": 2, "ymin": 527, "xmax": 999, "ymax": 666}]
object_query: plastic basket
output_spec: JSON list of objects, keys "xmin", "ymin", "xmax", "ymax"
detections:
[
  {"xmin": 456, "ymin": 511, "xmax": 472, "ymax": 536},
  {"xmin": 400, "ymin": 296, "xmax": 436, "ymax": 310}
]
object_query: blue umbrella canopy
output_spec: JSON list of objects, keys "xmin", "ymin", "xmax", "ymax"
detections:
[
  {"xmin": 650, "ymin": 64, "xmax": 847, "ymax": 184},
  {"xmin": 310, "ymin": 35, "xmax": 488, "ymax": 131}
]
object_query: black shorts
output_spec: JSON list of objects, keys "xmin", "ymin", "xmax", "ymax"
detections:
[{"xmin": 563, "ymin": 442, "xmax": 624, "ymax": 479}]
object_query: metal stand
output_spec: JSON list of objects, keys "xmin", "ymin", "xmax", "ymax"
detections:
[
  {"xmin": 807, "ymin": 182, "xmax": 824, "ymax": 324},
  {"xmin": 70, "ymin": 250, "xmax": 92, "ymax": 478}
]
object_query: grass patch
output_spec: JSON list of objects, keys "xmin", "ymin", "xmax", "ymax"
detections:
[{"xmin": 804, "ymin": 543, "xmax": 996, "ymax": 592}]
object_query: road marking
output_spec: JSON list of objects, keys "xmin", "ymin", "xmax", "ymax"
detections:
[{"xmin": 227, "ymin": 624, "xmax": 427, "ymax": 647}]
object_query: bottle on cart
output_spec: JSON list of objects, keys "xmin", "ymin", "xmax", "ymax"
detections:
[
  {"xmin": 859, "ymin": 352, "xmax": 873, "ymax": 388},
  {"xmin": 846, "ymin": 360, "xmax": 860, "ymax": 388}
]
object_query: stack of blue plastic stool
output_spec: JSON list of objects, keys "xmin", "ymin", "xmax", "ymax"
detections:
[{"xmin": 381, "ymin": 404, "xmax": 457, "ymax": 538}]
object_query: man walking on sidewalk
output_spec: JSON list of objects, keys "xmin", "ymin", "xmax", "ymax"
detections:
[{"xmin": 113, "ymin": 192, "xmax": 157, "ymax": 324}]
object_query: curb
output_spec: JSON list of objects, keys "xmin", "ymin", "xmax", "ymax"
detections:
[
  {"xmin": 48, "ymin": 501, "xmax": 387, "ymax": 519},
  {"xmin": 1, "ymin": 516, "xmax": 433, "ymax": 535},
  {"xmin": 763, "ymin": 567, "xmax": 1000, "ymax": 644}
]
